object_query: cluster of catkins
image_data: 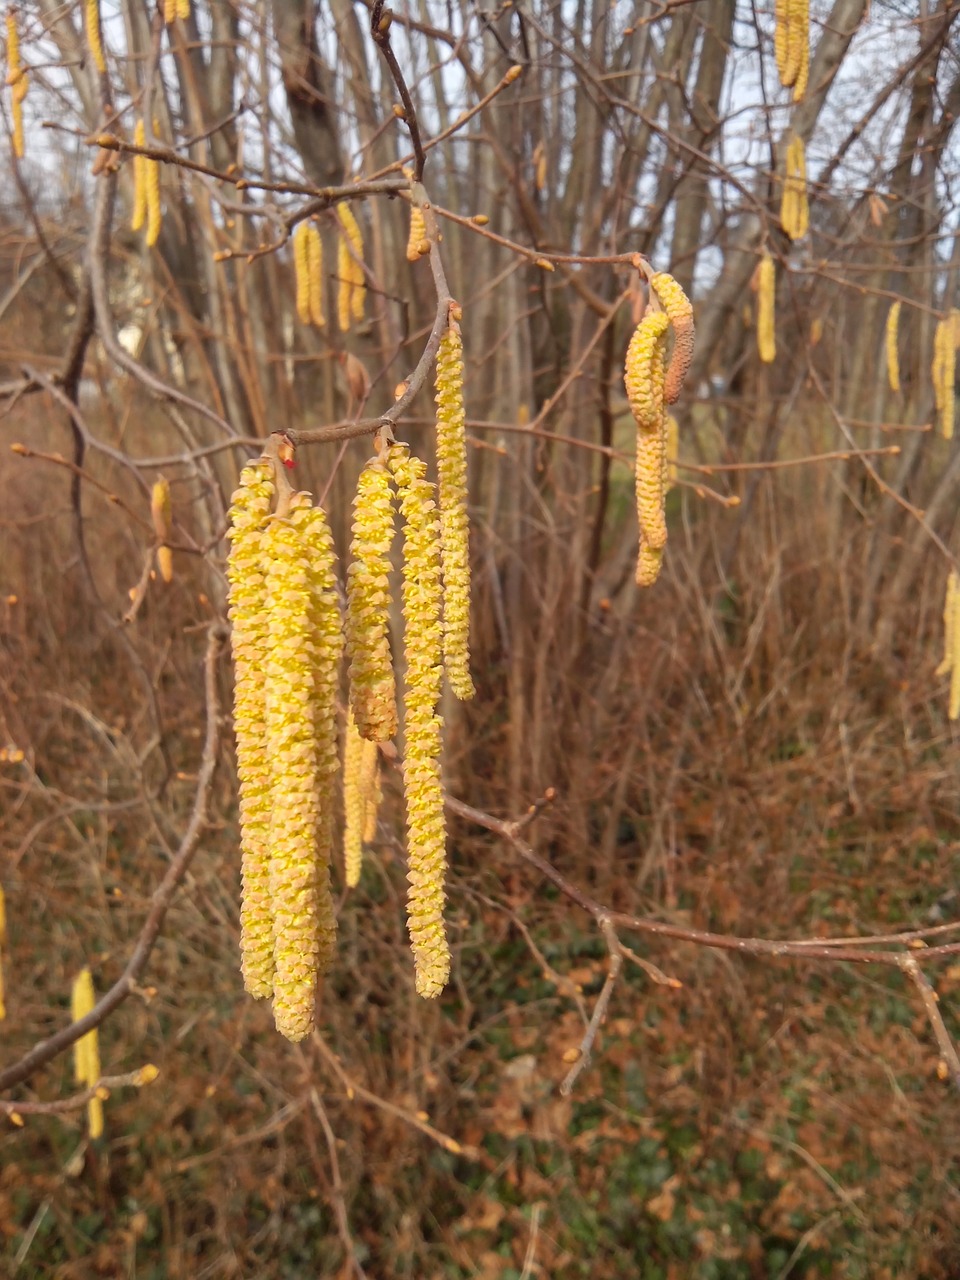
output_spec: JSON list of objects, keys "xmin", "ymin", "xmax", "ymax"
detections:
[
  {"xmin": 227, "ymin": 311, "xmax": 472, "ymax": 1039},
  {"xmin": 291, "ymin": 204, "xmax": 367, "ymax": 334},
  {"xmin": 774, "ymin": 0, "xmax": 809, "ymax": 101},
  {"xmin": 623, "ymin": 271, "xmax": 694, "ymax": 587}
]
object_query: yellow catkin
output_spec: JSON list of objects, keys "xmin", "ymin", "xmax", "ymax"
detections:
[
  {"xmin": 262, "ymin": 497, "xmax": 332, "ymax": 1042},
  {"xmin": 226, "ymin": 459, "xmax": 277, "ymax": 999},
  {"xmin": 757, "ymin": 254, "xmax": 776, "ymax": 364},
  {"xmin": 346, "ymin": 459, "xmax": 398, "ymax": 741},
  {"xmin": 71, "ymin": 968, "xmax": 104, "ymax": 1140},
  {"xmin": 774, "ymin": 0, "xmax": 789, "ymax": 83},
  {"xmin": 665, "ymin": 414, "xmax": 679, "ymax": 493},
  {"xmin": 360, "ymin": 738, "xmax": 380, "ymax": 843},
  {"xmin": 6, "ymin": 10, "xmax": 26, "ymax": 160},
  {"xmin": 343, "ymin": 707, "xmax": 365, "ymax": 888},
  {"xmin": 650, "ymin": 272, "xmax": 695, "ymax": 404},
  {"xmin": 145, "ymin": 144, "xmax": 162, "ymax": 247},
  {"xmin": 156, "ymin": 545, "xmax": 173, "ymax": 582},
  {"xmin": 389, "ymin": 444, "xmax": 450, "ymax": 999},
  {"xmin": 935, "ymin": 317, "xmax": 956, "ymax": 440},
  {"xmin": 163, "ymin": 0, "xmax": 176, "ymax": 23},
  {"xmin": 293, "ymin": 222, "xmax": 311, "ymax": 324},
  {"xmin": 85, "ymin": 0, "xmax": 106, "ymax": 74},
  {"xmin": 781, "ymin": 136, "xmax": 808, "ymax": 240},
  {"xmin": 435, "ymin": 319, "xmax": 475, "ymax": 700},
  {"xmin": 0, "ymin": 884, "xmax": 6, "ymax": 1020},
  {"xmin": 625, "ymin": 309, "xmax": 671, "ymax": 431},
  {"xmin": 336, "ymin": 235, "xmax": 351, "ymax": 332},
  {"xmin": 951, "ymin": 574, "xmax": 960, "ymax": 721},
  {"xmin": 337, "ymin": 204, "xmax": 365, "ymax": 322},
  {"xmin": 306, "ymin": 225, "xmax": 324, "ymax": 327},
  {"xmin": 886, "ymin": 301, "xmax": 901, "ymax": 393},
  {"xmin": 294, "ymin": 496, "xmax": 342, "ymax": 975},
  {"xmin": 936, "ymin": 570, "xmax": 957, "ymax": 677},
  {"xmin": 131, "ymin": 120, "xmax": 147, "ymax": 232},
  {"xmin": 150, "ymin": 477, "xmax": 171, "ymax": 541},
  {"xmin": 176, "ymin": 0, "xmax": 190, "ymax": 19},
  {"xmin": 407, "ymin": 204, "xmax": 427, "ymax": 261},
  {"xmin": 793, "ymin": 22, "xmax": 809, "ymax": 102}
]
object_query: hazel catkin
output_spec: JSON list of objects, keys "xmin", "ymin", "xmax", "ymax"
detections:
[
  {"xmin": 625, "ymin": 309, "xmax": 671, "ymax": 431},
  {"xmin": 757, "ymin": 254, "xmax": 776, "ymax": 364},
  {"xmin": 336, "ymin": 203, "xmax": 365, "ymax": 329},
  {"xmin": 435, "ymin": 317, "xmax": 475, "ymax": 700},
  {"xmin": 650, "ymin": 272, "xmax": 695, "ymax": 404},
  {"xmin": 6, "ymin": 10, "xmax": 27, "ymax": 160},
  {"xmin": 227, "ymin": 460, "xmax": 276, "ymax": 999},
  {"xmin": 71, "ymin": 967, "xmax": 104, "ymax": 1139},
  {"xmin": 131, "ymin": 119, "xmax": 147, "ymax": 232},
  {"xmin": 886, "ymin": 301, "xmax": 901, "ymax": 394},
  {"xmin": 936, "ymin": 569, "xmax": 960, "ymax": 720},
  {"xmin": 388, "ymin": 444, "xmax": 450, "ymax": 1000},
  {"xmin": 85, "ymin": 0, "xmax": 106, "ymax": 74},
  {"xmin": 407, "ymin": 204, "xmax": 428, "ymax": 261},
  {"xmin": 346, "ymin": 459, "xmax": 398, "ymax": 741}
]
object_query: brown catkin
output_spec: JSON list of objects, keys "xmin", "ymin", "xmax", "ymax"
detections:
[
  {"xmin": 886, "ymin": 301, "xmax": 901, "ymax": 393},
  {"xmin": 650, "ymin": 272, "xmax": 695, "ymax": 405},
  {"xmin": 407, "ymin": 205, "xmax": 427, "ymax": 261},
  {"xmin": 757, "ymin": 254, "xmax": 776, "ymax": 364},
  {"xmin": 388, "ymin": 444, "xmax": 450, "ymax": 999}
]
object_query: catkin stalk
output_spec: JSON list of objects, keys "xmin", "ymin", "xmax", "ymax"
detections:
[
  {"xmin": 346, "ymin": 459, "xmax": 398, "ymax": 741},
  {"xmin": 389, "ymin": 444, "xmax": 450, "ymax": 999},
  {"xmin": 757, "ymin": 254, "xmax": 776, "ymax": 364},
  {"xmin": 886, "ymin": 301, "xmax": 901, "ymax": 393},
  {"xmin": 435, "ymin": 318, "xmax": 475, "ymax": 700},
  {"xmin": 227, "ymin": 460, "xmax": 276, "ymax": 999}
]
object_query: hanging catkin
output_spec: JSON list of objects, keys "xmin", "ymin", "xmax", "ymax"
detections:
[
  {"xmin": 933, "ymin": 316, "xmax": 956, "ymax": 440},
  {"xmin": 336, "ymin": 203, "xmax": 365, "ymax": 328},
  {"xmin": 435, "ymin": 315, "xmax": 475, "ymax": 700},
  {"xmin": 343, "ymin": 707, "xmax": 365, "ymax": 888},
  {"xmin": 346, "ymin": 459, "xmax": 398, "ymax": 741},
  {"xmin": 389, "ymin": 444, "xmax": 450, "ymax": 999},
  {"xmin": 757, "ymin": 254, "xmax": 776, "ymax": 364},
  {"xmin": 227, "ymin": 460, "xmax": 276, "ymax": 999},
  {"xmin": 145, "ymin": 125, "xmax": 162, "ymax": 248},
  {"xmin": 6, "ymin": 10, "xmax": 27, "ymax": 160},
  {"xmin": 886, "ymin": 301, "xmax": 901, "ymax": 393},
  {"xmin": 306, "ymin": 225, "xmax": 324, "ymax": 327},
  {"xmin": 131, "ymin": 120, "xmax": 147, "ymax": 232},
  {"xmin": 263, "ymin": 496, "xmax": 333, "ymax": 1042},
  {"xmin": 293, "ymin": 223, "xmax": 311, "ymax": 325},
  {"xmin": 85, "ymin": 0, "xmax": 106, "ymax": 74},
  {"xmin": 0, "ymin": 884, "xmax": 6, "ymax": 1020},
  {"xmin": 71, "ymin": 968, "xmax": 104, "ymax": 1139},
  {"xmin": 625, "ymin": 307, "xmax": 670, "ymax": 587},
  {"xmin": 776, "ymin": 0, "xmax": 808, "ymax": 99},
  {"xmin": 780, "ymin": 136, "xmax": 809, "ymax": 241},
  {"xmin": 650, "ymin": 272, "xmax": 695, "ymax": 404},
  {"xmin": 936, "ymin": 570, "xmax": 960, "ymax": 720}
]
